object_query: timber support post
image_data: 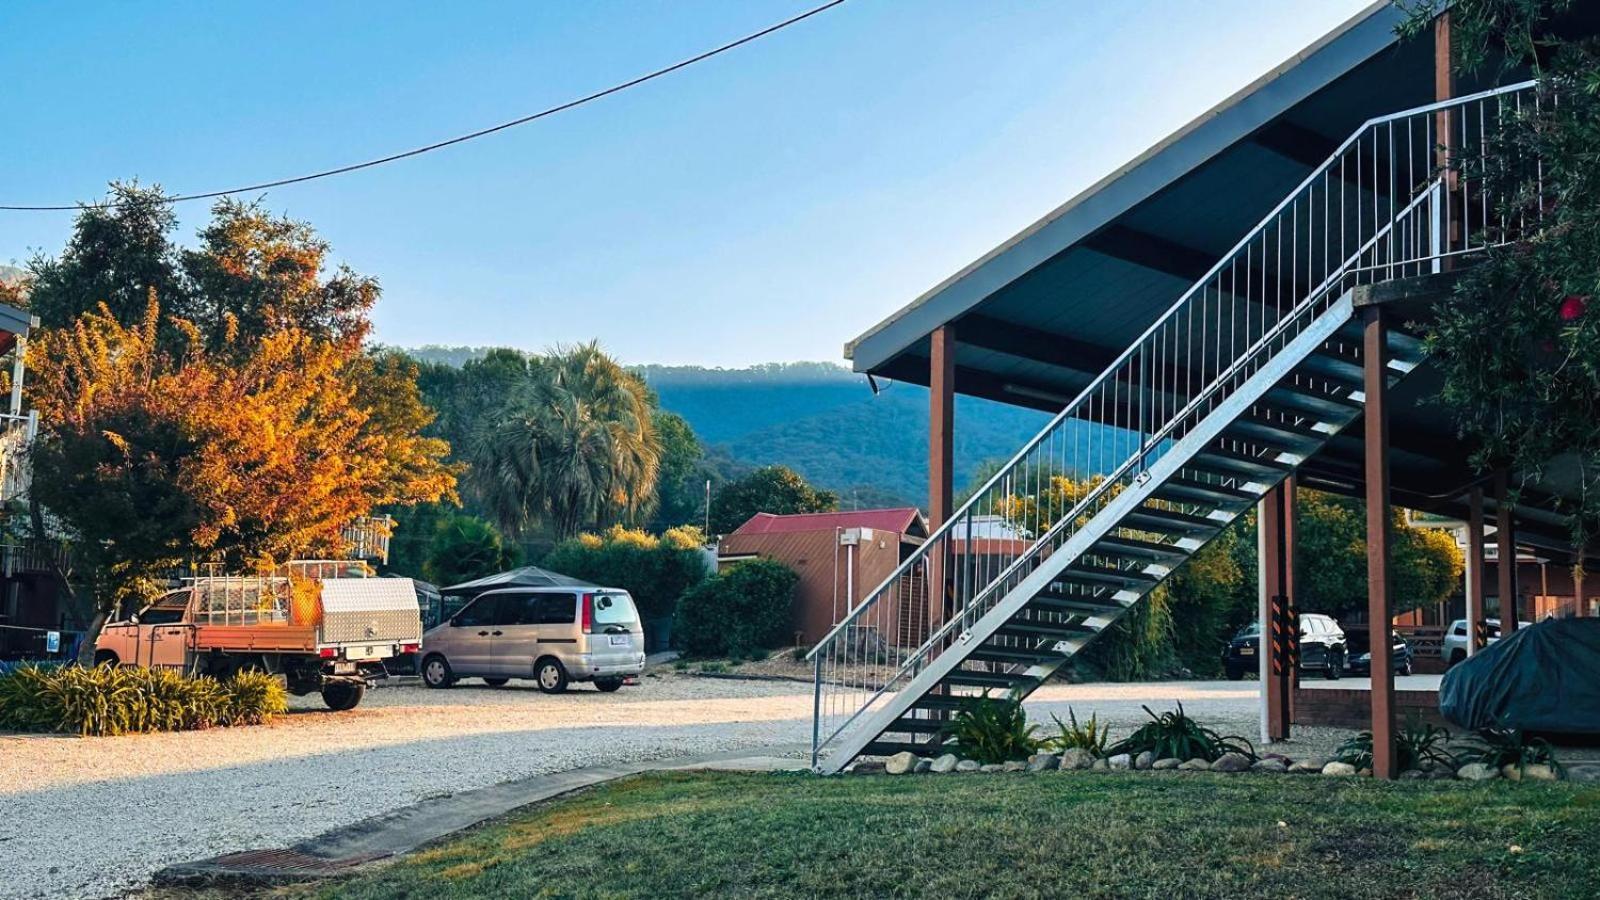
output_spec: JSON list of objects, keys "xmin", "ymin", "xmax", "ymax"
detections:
[
  {"xmin": 1363, "ymin": 305, "xmax": 1397, "ymax": 780},
  {"xmin": 1466, "ymin": 487, "xmax": 1486, "ymax": 654}
]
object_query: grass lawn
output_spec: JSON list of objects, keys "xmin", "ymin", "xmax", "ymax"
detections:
[{"xmin": 303, "ymin": 771, "xmax": 1600, "ymax": 899}]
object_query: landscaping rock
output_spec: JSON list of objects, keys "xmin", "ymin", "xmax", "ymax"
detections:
[
  {"xmin": 1002, "ymin": 760, "xmax": 1027, "ymax": 772},
  {"xmin": 1108, "ymin": 753, "xmax": 1132, "ymax": 770},
  {"xmin": 914, "ymin": 758, "xmax": 932, "ymax": 774},
  {"xmin": 1427, "ymin": 767, "xmax": 1457, "ymax": 781},
  {"xmin": 1177, "ymin": 758, "xmax": 1211, "ymax": 771},
  {"xmin": 930, "ymin": 753, "xmax": 960, "ymax": 774},
  {"xmin": 1134, "ymin": 751, "xmax": 1156, "ymax": 770},
  {"xmin": 1357, "ymin": 768, "xmax": 1373, "ymax": 778},
  {"xmin": 1456, "ymin": 762, "xmax": 1499, "ymax": 781},
  {"xmin": 955, "ymin": 759, "xmax": 981, "ymax": 773},
  {"xmin": 1287, "ymin": 758, "xmax": 1326, "ymax": 774},
  {"xmin": 980, "ymin": 763, "xmax": 1005, "ymax": 773},
  {"xmin": 1399, "ymin": 769, "xmax": 1425, "ymax": 780},
  {"xmin": 1250, "ymin": 758, "xmax": 1287, "ymax": 774},
  {"xmin": 1091, "ymin": 757, "xmax": 1110, "ymax": 771},
  {"xmin": 1027, "ymin": 753, "xmax": 1059, "ymax": 773},
  {"xmin": 1502, "ymin": 763, "xmax": 1558, "ymax": 782},
  {"xmin": 885, "ymin": 752, "xmax": 919, "ymax": 775},
  {"xmin": 1211, "ymin": 752, "xmax": 1251, "ymax": 773},
  {"xmin": 1057, "ymin": 748, "xmax": 1094, "ymax": 770},
  {"xmin": 848, "ymin": 760, "xmax": 886, "ymax": 775},
  {"xmin": 1152, "ymin": 757, "xmax": 1182, "ymax": 770},
  {"xmin": 1321, "ymin": 761, "xmax": 1358, "ymax": 777},
  {"xmin": 1565, "ymin": 764, "xmax": 1600, "ymax": 783}
]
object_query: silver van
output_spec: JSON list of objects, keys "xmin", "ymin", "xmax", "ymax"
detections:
[{"xmin": 418, "ymin": 586, "xmax": 646, "ymax": 692}]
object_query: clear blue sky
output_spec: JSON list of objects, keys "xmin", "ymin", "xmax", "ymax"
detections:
[{"xmin": 0, "ymin": 0, "xmax": 1370, "ymax": 366}]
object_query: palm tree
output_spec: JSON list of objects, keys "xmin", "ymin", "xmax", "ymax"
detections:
[{"xmin": 471, "ymin": 343, "xmax": 659, "ymax": 539}]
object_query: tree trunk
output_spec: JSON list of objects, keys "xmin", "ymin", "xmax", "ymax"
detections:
[{"xmin": 77, "ymin": 609, "xmax": 107, "ymax": 666}]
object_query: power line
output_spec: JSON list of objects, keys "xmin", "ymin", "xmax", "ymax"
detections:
[{"xmin": 1, "ymin": 0, "xmax": 847, "ymax": 212}]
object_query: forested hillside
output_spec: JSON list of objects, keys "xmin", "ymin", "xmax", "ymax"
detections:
[{"xmin": 406, "ymin": 349, "xmax": 1051, "ymax": 506}]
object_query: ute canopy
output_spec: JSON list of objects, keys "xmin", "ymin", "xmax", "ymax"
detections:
[{"xmin": 1439, "ymin": 618, "xmax": 1600, "ymax": 736}]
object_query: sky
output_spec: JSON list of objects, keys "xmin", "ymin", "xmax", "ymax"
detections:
[{"xmin": 0, "ymin": 0, "xmax": 1373, "ymax": 367}]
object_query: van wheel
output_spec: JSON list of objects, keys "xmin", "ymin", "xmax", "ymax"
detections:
[
  {"xmin": 422, "ymin": 655, "xmax": 455, "ymax": 689},
  {"xmin": 483, "ymin": 677, "xmax": 510, "ymax": 687},
  {"xmin": 93, "ymin": 650, "xmax": 119, "ymax": 668},
  {"xmin": 535, "ymin": 658, "xmax": 569, "ymax": 694},
  {"xmin": 322, "ymin": 682, "xmax": 366, "ymax": 711},
  {"xmin": 595, "ymin": 677, "xmax": 624, "ymax": 692}
]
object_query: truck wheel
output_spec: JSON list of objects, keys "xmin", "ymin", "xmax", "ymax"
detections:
[
  {"xmin": 421, "ymin": 655, "xmax": 455, "ymax": 689},
  {"xmin": 322, "ymin": 682, "xmax": 366, "ymax": 711},
  {"xmin": 535, "ymin": 658, "xmax": 569, "ymax": 694},
  {"xmin": 595, "ymin": 677, "xmax": 624, "ymax": 693}
]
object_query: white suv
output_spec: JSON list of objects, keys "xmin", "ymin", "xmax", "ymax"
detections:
[{"xmin": 1443, "ymin": 617, "xmax": 1532, "ymax": 666}]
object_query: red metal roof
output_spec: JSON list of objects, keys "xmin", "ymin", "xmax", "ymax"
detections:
[{"xmin": 730, "ymin": 508, "xmax": 925, "ymax": 537}]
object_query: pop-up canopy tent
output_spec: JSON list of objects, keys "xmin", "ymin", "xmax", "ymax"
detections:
[{"xmin": 434, "ymin": 566, "xmax": 591, "ymax": 626}]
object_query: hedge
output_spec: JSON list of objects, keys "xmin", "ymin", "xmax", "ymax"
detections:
[
  {"xmin": 674, "ymin": 558, "xmax": 798, "ymax": 659},
  {"xmin": 0, "ymin": 665, "xmax": 288, "ymax": 736}
]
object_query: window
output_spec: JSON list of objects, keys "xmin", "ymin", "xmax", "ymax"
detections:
[
  {"xmin": 593, "ymin": 592, "xmax": 638, "ymax": 626},
  {"xmin": 456, "ymin": 595, "xmax": 508, "ymax": 627},
  {"xmin": 515, "ymin": 593, "xmax": 577, "ymax": 625},
  {"xmin": 1451, "ymin": 622, "xmax": 1466, "ymax": 636}
]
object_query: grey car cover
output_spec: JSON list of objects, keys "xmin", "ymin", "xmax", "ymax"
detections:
[{"xmin": 1439, "ymin": 618, "xmax": 1600, "ymax": 735}]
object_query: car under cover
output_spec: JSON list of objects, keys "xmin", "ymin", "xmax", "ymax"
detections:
[{"xmin": 1439, "ymin": 618, "xmax": 1600, "ymax": 735}]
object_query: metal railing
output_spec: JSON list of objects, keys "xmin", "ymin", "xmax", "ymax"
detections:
[
  {"xmin": 809, "ymin": 80, "xmax": 1542, "ymax": 767},
  {"xmin": 341, "ymin": 515, "xmax": 394, "ymax": 564},
  {"xmin": 0, "ymin": 411, "xmax": 37, "ymax": 505}
]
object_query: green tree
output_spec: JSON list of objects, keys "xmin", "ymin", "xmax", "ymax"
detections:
[
  {"xmin": 541, "ymin": 525, "xmax": 708, "ymax": 623},
  {"xmin": 648, "ymin": 411, "xmax": 711, "ymax": 531},
  {"xmin": 674, "ymin": 557, "xmax": 798, "ymax": 658},
  {"xmin": 423, "ymin": 515, "xmax": 518, "ymax": 588},
  {"xmin": 471, "ymin": 343, "xmax": 660, "ymax": 539},
  {"xmin": 708, "ymin": 465, "xmax": 838, "ymax": 535}
]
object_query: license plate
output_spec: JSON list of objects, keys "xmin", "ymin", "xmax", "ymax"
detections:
[
  {"xmin": 346, "ymin": 644, "xmax": 382, "ymax": 660},
  {"xmin": 1240, "ymin": 646, "xmax": 1255, "ymax": 656},
  {"xmin": 609, "ymin": 635, "xmax": 629, "ymax": 646}
]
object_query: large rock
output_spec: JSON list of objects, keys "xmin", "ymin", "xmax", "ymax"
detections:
[
  {"xmin": 929, "ymin": 753, "xmax": 960, "ymax": 774},
  {"xmin": 1456, "ymin": 762, "xmax": 1499, "ymax": 781},
  {"xmin": 1002, "ymin": 760, "xmax": 1027, "ymax": 772},
  {"xmin": 1565, "ymin": 764, "xmax": 1600, "ymax": 783},
  {"xmin": 1287, "ymin": 758, "xmax": 1326, "ymax": 774},
  {"xmin": 1057, "ymin": 748, "xmax": 1094, "ymax": 771},
  {"xmin": 1134, "ymin": 751, "xmax": 1156, "ymax": 770},
  {"xmin": 1399, "ymin": 769, "xmax": 1426, "ymax": 780},
  {"xmin": 1152, "ymin": 757, "xmax": 1182, "ymax": 770},
  {"xmin": 1091, "ymin": 757, "xmax": 1110, "ymax": 771},
  {"xmin": 1107, "ymin": 753, "xmax": 1133, "ymax": 770},
  {"xmin": 848, "ymin": 760, "xmax": 886, "ymax": 775},
  {"xmin": 1250, "ymin": 758, "xmax": 1287, "ymax": 774},
  {"xmin": 980, "ymin": 763, "xmax": 1005, "ymax": 773},
  {"xmin": 1321, "ymin": 761, "xmax": 1358, "ymax": 777},
  {"xmin": 955, "ymin": 759, "xmax": 981, "ymax": 773},
  {"xmin": 914, "ymin": 758, "xmax": 932, "ymax": 774},
  {"xmin": 1502, "ymin": 763, "xmax": 1559, "ymax": 782},
  {"xmin": 1211, "ymin": 752, "xmax": 1252, "ymax": 773},
  {"xmin": 1027, "ymin": 753, "xmax": 1060, "ymax": 772},
  {"xmin": 885, "ymin": 752, "xmax": 920, "ymax": 775},
  {"xmin": 1177, "ymin": 758, "xmax": 1211, "ymax": 771}
]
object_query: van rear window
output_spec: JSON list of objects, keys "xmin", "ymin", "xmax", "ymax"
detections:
[{"xmin": 593, "ymin": 593, "xmax": 638, "ymax": 625}]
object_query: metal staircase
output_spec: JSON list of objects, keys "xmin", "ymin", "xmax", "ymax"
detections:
[{"xmin": 809, "ymin": 81, "xmax": 1540, "ymax": 773}]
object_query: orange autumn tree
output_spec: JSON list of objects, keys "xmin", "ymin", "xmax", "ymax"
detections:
[{"xmin": 29, "ymin": 297, "xmax": 455, "ymax": 660}]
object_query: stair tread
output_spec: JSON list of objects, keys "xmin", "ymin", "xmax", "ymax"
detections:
[
  {"xmin": 1091, "ymin": 534, "xmax": 1191, "ymax": 560},
  {"xmin": 1123, "ymin": 506, "xmax": 1223, "ymax": 534},
  {"xmin": 1154, "ymin": 476, "xmax": 1260, "ymax": 504},
  {"xmin": 1056, "ymin": 563, "xmax": 1161, "ymax": 585},
  {"xmin": 1191, "ymin": 446, "xmax": 1294, "ymax": 475}
]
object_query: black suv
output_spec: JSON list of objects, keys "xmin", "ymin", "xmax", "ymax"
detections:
[{"xmin": 1222, "ymin": 614, "xmax": 1348, "ymax": 680}]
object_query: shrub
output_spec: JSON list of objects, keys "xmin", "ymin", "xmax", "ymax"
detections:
[
  {"xmin": 1047, "ymin": 707, "xmax": 1111, "ymax": 757},
  {"xmin": 1334, "ymin": 718, "xmax": 1454, "ymax": 772},
  {"xmin": 542, "ymin": 525, "xmax": 708, "ymax": 622},
  {"xmin": 1108, "ymin": 702, "xmax": 1254, "ymax": 762},
  {"xmin": 673, "ymin": 558, "xmax": 797, "ymax": 658},
  {"xmin": 1457, "ymin": 727, "xmax": 1562, "ymax": 777},
  {"xmin": 0, "ymin": 664, "xmax": 289, "ymax": 736},
  {"xmin": 940, "ymin": 694, "xmax": 1040, "ymax": 764}
]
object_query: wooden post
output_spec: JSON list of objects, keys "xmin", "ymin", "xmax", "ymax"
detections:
[
  {"xmin": 1363, "ymin": 306, "xmax": 1397, "ymax": 780},
  {"xmin": 1496, "ymin": 471, "xmax": 1518, "ymax": 633},
  {"xmin": 1283, "ymin": 476, "xmax": 1299, "ymax": 723},
  {"xmin": 927, "ymin": 325, "xmax": 955, "ymax": 641},
  {"xmin": 1435, "ymin": 11, "xmax": 1458, "ymax": 264},
  {"xmin": 1466, "ymin": 487, "xmax": 1486, "ymax": 655},
  {"xmin": 1261, "ymin": 483, "xmax": 1290, "ymax": 742}
]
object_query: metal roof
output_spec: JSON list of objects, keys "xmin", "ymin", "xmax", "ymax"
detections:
[{"xmin": 731, "ymin": 507, "xmax": 929, "ymax": 539}]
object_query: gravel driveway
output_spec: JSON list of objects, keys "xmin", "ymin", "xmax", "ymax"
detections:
[{"xmin": 0, "ymin": 674, "xmax": 1323, "ymax": 899}]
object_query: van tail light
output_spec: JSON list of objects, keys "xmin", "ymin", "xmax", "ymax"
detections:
[
  {"xmin": 400, "ymin": 642, "xmax": 420, "ymax": 654},
  {"xmin": 581, "ymin": 593, "xmax": 594, "ymax": 634},
  {"xmin": 318, "ymin": 647, "xmax": 337, "ymax": 659}
]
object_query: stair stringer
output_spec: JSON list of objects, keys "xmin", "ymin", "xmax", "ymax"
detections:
[{"xmin": 815, "ymin": 292, "xmax": 1359, "ymax": 773}]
